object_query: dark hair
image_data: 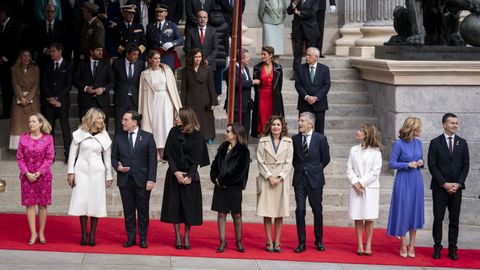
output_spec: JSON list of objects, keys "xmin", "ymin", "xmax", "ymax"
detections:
[
  {"xmin": 197, "ymin": 9, "xmax": 208, "ymax": 17},
  {"xmin": 0, "ymin": 5, "xmax": 11, "ymax": 17},
  {"xmin": 148, "ymin": 49, "xmax": 160, "ymax": 59},
  {"xmin": 124, "ymin": 43, "xmax": 140, "ymax": 55},
  {"xmin": 90, "ymin": 42, "xmax": 104, "ymax": 51},
  {"xmin": 178, "ymin": 107, "xmax": 200, "ymax": 134},
  {"xmin": 263, "ymin": 115, "xmax": 288, "ymax": 138},
  {"xmin": 262, "ymin": 46, "xmax": 275, "ymax": 56},
  {"xmin": 126, "ymin": 110, "xmax": 141, "ymax": 126},
  {"xmin": 228, "ymin": 122, "xmax": 248, "ymax": 145},
  {"xmin": 186, "ymin": 48, "xmax": 205, "ymax": 69},
  {"xmin": 442, "ymin": 113, "xmax": 457, "ymax": 123},
  {"xmin": 49, "ymin": 42, "xmax": 64, "ymax": 51}
]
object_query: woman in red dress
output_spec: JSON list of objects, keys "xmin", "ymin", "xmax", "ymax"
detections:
[{"xmin": 252, "ymin": 46, "xmax": 284, "ymax": 138}]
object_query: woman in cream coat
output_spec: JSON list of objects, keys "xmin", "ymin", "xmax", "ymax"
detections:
[
  {"xmin": 139, "ymin": 50, "xmax": 182, "ymax": 161},
  {"xmin": 256, "ymin": 116, "xmax": 293, "ymax": 252},
  {"xmin": 347, "ymin": 123, "xmax": 382, "ymax": 256},
  {"xmin": 67, "ymin": 108, "xmax": 113, "ymax": 246}
]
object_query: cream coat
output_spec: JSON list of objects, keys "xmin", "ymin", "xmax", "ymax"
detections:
[
  {"xmin": 67, "ymin": 129, "xmax": 113, "ymax": 217},
  {"xmin": 256, "ymin": 136, "xmax": 294, "ymax": 218},
  {"xmin": 346, "ymin": 144, "xmax": 382, "ymax": 220}
]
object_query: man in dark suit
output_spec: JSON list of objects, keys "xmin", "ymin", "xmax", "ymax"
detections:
[
  {"xmin": 146, "ymin": 4, "xmax": 184, "ymax": 71},
  {"xmin": 112, "ymin": 44, "xmax": 144, "ymax": 134},
  {"xmin": 316, "ymin": 0, "xmax": 336, "ymax": 57},
  {"xmin": 292, "ymin": 111, "xmax": 330, "ymax": 253},
  {"xmin": 41, "ymin": 43, "xmax": 73, "ymax": 163},
  {"xmin": 294, "ymin": 47, "xmax": 331, "ymax": 135},
  {"xmin": 428, "ymin": 113, "xmax": 470, "ymax": 260},
  {"xmin": 185, "ymin": 0, "xmax": 214, "ymax": 31},
  {"xmin": 112, "ymin": 110, "xmax": 157, "ymax": 248},
  {"xmin": 184, "ymin": 10, "xmax": 219, "ymax": 71},
  {"xmin": 0, "ymin": 4, "xmax": 19, "ymax": 119},
  {"xmin": 287, "ymin": 0, "xmax": 319, "ymax": 80},
  {"xmin": 74, "ymin": 44, "xmax": 115, "ymax": 125},
  {"xmin": 114, "ymin": 4, "xmax": 147, "ymax": 58}
]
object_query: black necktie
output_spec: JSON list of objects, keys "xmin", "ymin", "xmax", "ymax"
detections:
[
  {"xmin": 127, "ymin": 23, "xmax": 131, "ymax": 30},
  {"xmin": 128, "ymin": 132, "xmax": 134, "ymax": 151},
  {"xmin": 93, "ymin": 61, "xmax": 98, "ymax": 79},
  {"xmin": 54, "ymin": 62, "xmax": 59, "ymax": 71},
  {"xmin": 302, "ymin": 134, "xmax": 309, "ymax": 157},
  {"xmin": 47, "ymin": 22, "xmax": 53, "ymax": 37},
  {"xmin": 448, "ymin": 136, "xmax": 453, "ymax": 155}
]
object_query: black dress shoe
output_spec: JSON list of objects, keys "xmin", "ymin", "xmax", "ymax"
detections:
[
  {"xmin": 216, "ymin": 242, "xmax": 227, "ymax": 253},
  {"xmin": 139, "ymin": 240, "xmax": 148, "ymax": 248},
  {"xmin": 290, "ymin": 74, "xmax": 297, "ymax": 81},
  {"xmin": 236, "ymin": 241, "xmax": 245, "ymax": 253},
  {"xmin": 123, "ymin": 240, "xmax": 136, "ymax": 247},
  {"xmin": 315, "ymin": 242, "xmax": 326, "ymax": 251},
  {"xmin": 294, "ymin": 243, "xmax": 306, "ymax": 253},
  {"xmin": 448, "ymin": 249, "xmax": 458, "ymax": 260},
  {"xmin": 432, "ymin": 246, "xmax": 442, "ymax": 259},
  {"xmin": 80, "ymin": 233, "xmax": 88, "ymax": 246}
]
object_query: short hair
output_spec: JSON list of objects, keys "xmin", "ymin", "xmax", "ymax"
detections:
[
  {"xmin": 299, "ymin": 111, "xmax": 316, "ymax": 128},
  {"xmin": 0, "ymin": 4, "xmax": 11, "ymax": 17},
  {"xmin": 197, "ymin": 9, "xmax": 208, "ymax": 17},
  {"xmin": 442, "ymin": 112, "xmax": 457, "ymax": 123},
  {"xmin": 398, "ymin": 117, "xmax": 422, "ymax": 141},
  {"xmin": 30, "ymin": 113, "xmax": 52, "ymax": 134},
  {"xmin": 124, "ymin": 43, "xmax": 140, "ymax": 55},
  {"xmin": 262, "ymin": 46, "xmax": 275, "ymax": 56},
  {"xmin": 263, "ymin": 115, "xmax": 288, "ymax": 138},
  {"xmin": 44, "ymin": 3, "xmax": 56, "ymax": 11},
  {"xmin": 360, "ymin": 123, "xmax": 382, "ymax": 150},
  {"xmin": 307, "ymin": 47, "xmax": 320, "ymax": 57},
  {"xmin": 242, "ymin": 48, "xmax": 249, "ymax": 58},
  {"xmin": 80, "ymin": 107, "xmax": 106, "ymax": 133},
  {"xmin": 49, "ymin": 42, "xmax": 64, "ymax": 52},
  {"xmin": 228, "ymin": 122, "xmax": 248, "ymax": 145},
  {"xmin": 125, "ymin": 110, "xmax": 141, "ymax": 126},
  {"xmin": 178, "ymin": 107, "xmax": 200, "ymax": 134},
  {"xmin": 90, "ymin": 43, "xmax": 104, "ymax": 51}
]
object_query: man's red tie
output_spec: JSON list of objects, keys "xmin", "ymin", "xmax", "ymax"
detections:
[{"xmin": 200, "ymin": 28, "xmax": 205, "ymax": 45}]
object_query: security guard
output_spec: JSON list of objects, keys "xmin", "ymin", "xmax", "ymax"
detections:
[
  {"xmin": 146, "ymin": 4, "xmax": 184, "ymax": 70},
  {"xmin": 114, "ymin": 4, "xmax": 147, "ymax": 57}
]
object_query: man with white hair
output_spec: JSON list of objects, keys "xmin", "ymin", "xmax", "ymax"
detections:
[
  {"xmin": 294, "ymin": 47, "xmax": 331, "ymax": 135},
  {"xmin": 292, "ymin": 112, "xmax": 330, "ymax": 253}
]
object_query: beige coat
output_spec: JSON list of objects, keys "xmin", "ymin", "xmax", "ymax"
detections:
[{"xmin": 256, "ymin": 136, "xmax": 294, "ymax": 218}]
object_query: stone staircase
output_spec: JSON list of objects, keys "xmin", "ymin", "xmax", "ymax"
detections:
[{"xmin": 0, "ymin": 56, "xmax": 396, "ymax": 227}]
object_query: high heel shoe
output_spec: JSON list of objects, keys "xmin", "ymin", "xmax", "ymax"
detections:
[
  {"xmin": 216, "ymin": 242, "xmax": 227, "ymax": 253},
  {"xmin": 80, "ymin": 233, "xmax": 88, "ymax": 246},
  {"xmin": 175, "ymin": 239, "xmax": 182, "ymax": 249},
  {"xmin": 266, "ymin": 242, "xmax": 274, "ymax": 252},
  {"xmin": 400, "ymin": 249, "xmax": 408, "ymax": 258},
  {"xmin": 236, "ymin": 241, "xmax": 245, "ymax": 253},
  {"xmin": 28, "ymin": 235, "xmax": 38, "ymax": 245},
  {"xmin": 183, "ymin": 238, "xmax": 191, "ymax": 250},
  {"xmin": 273, "ymin": 242, "xmax": 281, "ymax": 253}
]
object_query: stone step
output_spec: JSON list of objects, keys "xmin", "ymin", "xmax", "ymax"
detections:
[
  {"xmin": 249, "ymin": 56, "xmax": 353, "ymax": 69},
  {"xmin": 282, "ymin": 68, "xmax": 360, "ymax": 81}
]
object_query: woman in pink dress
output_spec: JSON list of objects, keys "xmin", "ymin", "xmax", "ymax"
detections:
[
  {"xmin": 251, "ymin": 46, "xmax": 284, "ymax": 138},
  {"xmin": 16, "ymin": 113, "xmax": 54, "ymax": 245}
]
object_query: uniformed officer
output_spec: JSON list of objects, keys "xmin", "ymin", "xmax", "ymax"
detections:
[
  {"xmin": 146, "ymin": 4, "xmax": 184, "ymax": 71},
  {"xmin": 79, "ymin": 2, "xmax": 106, "ymax": 60},
  {"xmin": 114, "ymin": 4, "xmax": 147, "ymax": 58}
]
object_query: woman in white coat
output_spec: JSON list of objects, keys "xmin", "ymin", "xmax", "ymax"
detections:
[
  {"xmin": 347, "ymin": 123, "xmax": 382, "ymax": 256},
  {"xmin": 67, "ymin": 108, "xmax": 113, "ymax": 246},
  {"xmin": 256, "ymin": 116, "xmax": 293, "ymax": 252}
]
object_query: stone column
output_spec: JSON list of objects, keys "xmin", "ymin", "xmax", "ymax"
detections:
[
  {"xmin": 335, "ymin": 0, "xmax": 366, "ymax": 56},
  {"xmin": 351, "ymin": 0, "xmax": 403, "ymax": 58}
]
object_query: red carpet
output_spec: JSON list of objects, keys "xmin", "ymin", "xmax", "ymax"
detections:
[{"xmin": 0, "ymin": 213, "xmax": 479, "ymax": 268}]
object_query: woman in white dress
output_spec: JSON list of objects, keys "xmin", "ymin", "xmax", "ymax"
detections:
[
  {"xmin": 67, "ymin": 107, "xmax": 113, "ymax": 246},
  {"xmin": 139, "ymin": 50, "xmax": 182, "ymax": 161},
  {"xmin": 256, "ymin": 116, "xmax": 293, "ymax": 252},
  {"xmin": 347, "ymin": 123, "xmax": 382, "ymax": 256},
  {"xmin": 258, "ymin": 0, "xmax": 287, "ymax": 56}
]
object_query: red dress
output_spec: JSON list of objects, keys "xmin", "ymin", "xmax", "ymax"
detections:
[{"xmin": 257, "ymin": 66, "xmax": 274, "ymax": 134}]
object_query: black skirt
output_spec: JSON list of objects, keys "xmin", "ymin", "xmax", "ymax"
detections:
[
  {"xmin": 211, "ymin": 186, "xmax": 242, "ymax": 214},
  {"xmin": 160, "ymin": 171, "xmax": 203, "ymax": 226}
]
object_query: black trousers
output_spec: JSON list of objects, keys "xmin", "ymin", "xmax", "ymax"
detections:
[
  {"xmin": 291, "ymin": 27, "xmax": 318, "ymax": 73},
  {"xmin": 0, "ymin": 65, "xmax": 13, "ymax": 117},
  {"xmin": 316, "ymin": 10, "xmax": 326, "ymax": 55},
  {"xmin": 114, "ymin": 96, "xmax": 137, "ymax": 134},
  {"xmin": 119, "ymin": 176, "xmax": 151, "ymax": 242},
  {"xmin": 44, "ymin": 103, "xmax": 72, "ymax": 159},
  {"xmin": 299, "ymin": 109, "xmax": 326, "ymax": 135},
  {"xmin": 432, "ymin": 189, "xmax": 462, "ymax": 249},
  {"xmin": 294, "ymin": 176, "xmax": 324, "ymax": 244}
]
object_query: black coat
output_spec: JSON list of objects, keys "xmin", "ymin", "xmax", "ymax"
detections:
[
  {"xmin": 41, "ymin": 59, "xmax": 73, "ymax": 107},
  {"xmin": 210, "ymin": 141, "xmax": 250, "ymax": 190},
  {"xmin": 295, "ymin": 62, "xmax": 331, "ymax": 112},
  {"xmin": 224, "ymin": 65, "xmax": 253, "ymax": 112},
  {"xmin": 251, "ymin": 61, "xmax": 284, "ymax": 138},
  {"xmin": 34, "ymin": 19, "xmax": 70, "ymax": 64},
  {"xmin": 287, "ymin": 0, "xmax": 319, "ymax": 38},
  {"xmin": 112, "ymin": 58, "xmax": 145, "ymax": 108},
  {"xmin": 185, "ymin": 0, "xmax": 215, "ymax": 29},
  {"xmin": 428, "ymin": 134, "xmax": 470, "ymax": 191},
  {"xmin": 113, "ymin": 21, "xmax": 147, "ymax": 56}
]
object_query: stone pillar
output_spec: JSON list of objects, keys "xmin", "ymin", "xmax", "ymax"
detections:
[
  {"xmin": 335, "ymin": 0, "xmax": 366, "ymax": 56},
  {"xmin": 351, "ymin": 0, "xmax": 403, "ymax": 58}
]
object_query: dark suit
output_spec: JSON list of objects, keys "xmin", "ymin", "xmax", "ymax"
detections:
[
  {"xmin": 428, "ymin": 134, "xmax": 470, "ymax": 249},
  {"xmin": 112, "ymin": 58, "xmax": 145, "ymax": 133},
  {"xmin": 287, "ymin": 0, "xmax": 319, "ymax": 73},
  {"xmin": 146, "ymin": 20, "xmax": 184, "ymax": 70},
  {"xmin": 216, "ymin": 0, "xmax": 245, "ymax": 37},
  {"xmin": 224, "ymin": 65, "xmax": 253, "ymax": 135},
  {"xmin": 292, "ymin": 131, "xmax": 330, "ymax": 245},
  {"xmin": 112, "ymin": 129, "xmax": 157, "ymax": 243},
  {"xmin": 73, "ymin": 58, "xmax": 115, "ymax": 123},
  {"xmin": 185, "ymin": 0, "xmax": 215, "ymax": 30},
  {"xmin": 184, "ymin": 25, "xmax": 219, "ymax": 71},
  {"xmin": 41, "ymin": 59, "xmax": 73, "ymax": 159},
  {"xmin": 35, "ymin": 19, "xmax": 70, "ymax": 66},
  {"xmin": 295, "ymin": 62, "xmax": 331, "ymax": 135},
  {"xmin": 0, "ymin": 17, "xmax": 19, "ymax": 118},
  {"xmin": 316, "ymin": 0, "xmax": 335, "ymax": 55},
  {"xmin": 114, "ymin": 21, "xmax": 147, "ymax": 58}
]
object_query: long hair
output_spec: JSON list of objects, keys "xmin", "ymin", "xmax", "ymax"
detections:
[
  {"xmin": 262, "ymin": 115, "xmax": 288, "ymax": 138},
  {"xmin": 398, "ymin": 117, "xmax": 422, "ymax": 141},
  {"xmin": 147, "ymin": 50, "xmax": 161, "ymax": 68},
  {"xmin": 185, "ymin": 48, "xmax": 205, "ymax": 69},
  {"xmin": 80, "ymin": 107, "xmax": 106, "ymax": 133},
  {"xmin": 361, "ymin": 123, "xmax": 382, "ymax": 151},
  {"xmin": 228, "ymin": 122, "xmax": 248, "ymax": 146},
  {"xmin": 12, "ymin": 50, "xmax": 36, "ymax": 72},
  {"xmin": 31, "ymin": 113, "xmax": 52, "ymax": 134},
  {"xmin": 178, "ymin": 107, "xmax": 200, "ymax": 134}
]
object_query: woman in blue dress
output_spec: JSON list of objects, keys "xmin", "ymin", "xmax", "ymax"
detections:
[{"xmin": 387, "ymin": 117, "xmax": 424, "ymax": 258}]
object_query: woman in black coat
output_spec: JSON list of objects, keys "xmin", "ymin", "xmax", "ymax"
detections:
[
  {"xmin": 210, "ymin": 122, "xmax": 250, "ymax": 253},
  {"xmin": 251, "ymin": 46, "xmax": 284, "ymax": 138},
  {"xmin": 161, "ymin": 107, "xmax": 210, "ymax": 250}
]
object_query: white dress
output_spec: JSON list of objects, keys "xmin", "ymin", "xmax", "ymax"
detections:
[
  {"xmin": 150, "ymin": 69, "xmax": 174, "ymax": 148},
  {"xmin": 346, "ymin": 145, "xmax": 382, "ymax": 220},
  {"xmin": 67, "ymin": 129, "xmax": 112, "ymax": 217}
]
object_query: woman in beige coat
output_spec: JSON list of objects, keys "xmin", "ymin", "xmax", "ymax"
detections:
[{"xmin": 256, "ymin": 115, "xmax": 293, "ymax": 252}]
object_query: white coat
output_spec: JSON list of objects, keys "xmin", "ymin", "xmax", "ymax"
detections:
[{"xmin": 346, "ymin": 144, "xmax": 382, "ymax": 220}]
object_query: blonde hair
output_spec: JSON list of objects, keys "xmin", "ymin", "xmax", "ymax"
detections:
[
  {"xmin": 30, "ymin": 113, "xmax": 52, "ymax": 134},
  {"xmin": 178, "ymin": 107, "xmax": 200, "ymax": 134},
  {"xmin": 361, "ymin": 123, "xmax": 382, "ymax": 150},
  {"xmin": 399, "ymin": 117, "xmax": 422, "ymax": 141},
  {"xmin": 80, "ymin": 107, "xmax": 105, "ymax": 133}
]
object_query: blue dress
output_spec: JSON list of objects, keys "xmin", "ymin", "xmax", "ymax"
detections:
[{"xmin": 387, "ymin": 138, "xmax": 425, "ymax": 237}]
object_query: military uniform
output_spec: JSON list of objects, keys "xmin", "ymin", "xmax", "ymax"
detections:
[
  {"xmin": 114, "ymin": 21, "xmax": 147, "ymax": 57},
  {"xmin": 146, "ymin": 20, "xmax": 184, "ymax": 70},
  {"xmin": 79, "ymin": 17, "xmax": 106, "ymax": 59}
]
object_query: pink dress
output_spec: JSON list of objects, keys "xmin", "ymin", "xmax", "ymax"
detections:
[{"xmin": 17, "ymin": 133, "xmax": 55, "ymax": 206}]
